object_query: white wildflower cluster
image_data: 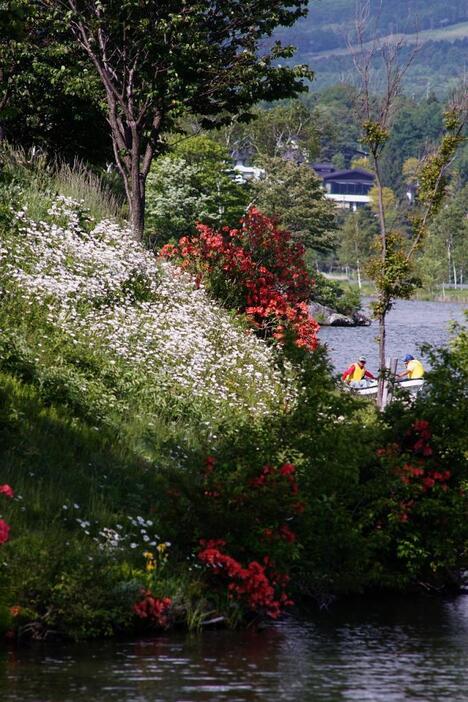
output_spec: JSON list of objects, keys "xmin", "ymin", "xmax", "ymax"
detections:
[
  {"xmin": 60, "ymin": 504, "xmax": 169, "ymax": 555},
  {"xmin": 2, "ymin": 195, "xmax": 298, "ymax": 415}
]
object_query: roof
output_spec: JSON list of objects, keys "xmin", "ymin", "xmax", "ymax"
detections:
[
  {"xmin": 322, "ymin": 167, "xmax": 374, "ymax": 181},
  {"xmin": 311, "ymin": 162, "xmax": 335, "ymax": 170}
]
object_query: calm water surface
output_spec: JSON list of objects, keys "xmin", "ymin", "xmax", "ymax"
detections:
[
  {"xmin": 1, "ymin": 595, "xmax": 468, "ymax": 701},
  {"xmin": 318, "ymin": 299, "xmax": 466, "ymax": 375}
]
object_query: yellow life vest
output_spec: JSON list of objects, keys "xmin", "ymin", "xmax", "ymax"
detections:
[
  {"xmin": 407, "ymin": 359, "xmax": 424, "ymax": 379},
  {"xmin": 349, "ymin": 363, "xmax": 366, "ymax": 381}
]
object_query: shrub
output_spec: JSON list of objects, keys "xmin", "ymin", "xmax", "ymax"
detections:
[{"xmin": 161, "ymin": 208, "xmax": 320, "ymax": 351}]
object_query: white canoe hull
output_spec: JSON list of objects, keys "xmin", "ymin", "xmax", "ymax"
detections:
[{"xmin": 345, "ymin": 379, "xmax": 424, "ymax": 397}]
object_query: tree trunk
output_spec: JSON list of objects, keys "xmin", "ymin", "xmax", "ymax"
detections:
[
  {"xmin": 129, "ymin": 164, "xmax": 146, "ymax": 241},
  {"xmin": 373, "ymin": 161, "xmax": 388, "ymax": 411},
  {"xmin": 129, "ymin": 186, "xmax": 145, "ymax": 240},
  {"xmin": 377, "ymin": 311, "xmax": 387, "ymax": 409}
]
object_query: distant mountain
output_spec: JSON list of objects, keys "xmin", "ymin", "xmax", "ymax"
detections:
[{"xmin": 277, "ymin": 0, "xmax": 468, "ymax": 97}]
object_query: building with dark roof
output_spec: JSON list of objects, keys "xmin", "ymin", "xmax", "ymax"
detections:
[{"xmin": 312, "ymin": 165, "xmax": 375, "ymax": 210}]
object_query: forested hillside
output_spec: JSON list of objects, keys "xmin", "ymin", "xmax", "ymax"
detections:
[{"xmin": 277, "ymin": 0, "xmax": 468, "ymax": 96}]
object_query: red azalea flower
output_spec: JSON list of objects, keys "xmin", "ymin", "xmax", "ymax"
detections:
[
  {"xmin": 0, "ymin": 519, "xmax": 10, "ymax": 544},
  {"xmin": 279, "ymin": 463, "xmax": 295, "ymax": 476},
  {"xmin": 0, "ymin": 484, "xmax": 14, "ymax": 498}
]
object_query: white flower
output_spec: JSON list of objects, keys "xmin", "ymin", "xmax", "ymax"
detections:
[{"xmin": 2, "ymin": 195, "xmax": 299, "ymax": 419}]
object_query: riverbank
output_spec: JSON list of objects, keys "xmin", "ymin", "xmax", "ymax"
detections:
[
  {"xmin": 1, "ymin": 161, "xmax": 467, "ymax": 642},
  {"xmin": 322, "ymin": 276, "xmax": 468, "ymax": 304}
]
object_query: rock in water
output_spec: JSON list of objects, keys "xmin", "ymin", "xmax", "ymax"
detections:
[{"xmin": 308, "ymin": 301, "xmax": 371, "ymax": 327}]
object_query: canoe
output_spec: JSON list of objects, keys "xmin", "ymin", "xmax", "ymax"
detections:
[{"xmin": 344, "ymin": 378, "xmax": 425, "ymax": 397}]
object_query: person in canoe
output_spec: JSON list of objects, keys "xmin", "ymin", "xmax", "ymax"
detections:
[
  {"xmin": 397, "ymin": 354, "xmax": 425, "ymax": 380},
  {"xmin": 342, "ymin": 356, "xmax": 376, "ymax": 386}
]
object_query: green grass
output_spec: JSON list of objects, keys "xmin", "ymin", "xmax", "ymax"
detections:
[
  {"xmin": 324, "ymin": 277, "xmax": 468, "ymax": 304},
  {"xmin": 0, "ymin": 143, "xmax": 125, "ymax": 222},
  {"xmin": 0, "ymin": 152, "xmax": 302, "ymax": 637}
]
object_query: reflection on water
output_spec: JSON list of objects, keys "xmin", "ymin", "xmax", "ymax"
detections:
[
  {"xmin": 1, "ymin": 595, "xmax": 468, "ymax": 701},
  {"xmin": 318, "ymin": 299, "xmax": 466, "ymax": 375}
]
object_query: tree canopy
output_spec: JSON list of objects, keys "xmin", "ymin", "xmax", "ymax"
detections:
[
  {"xmin": 36, "ymin": 0, "xmax": 312, "ymax": 237},
  {"xmin": 146, "ymin": 136, "xmax": 249, "ymax": 245},
  {"xmin": 251, "ymin": 156, "xmax": 337, "ymax": 255}
]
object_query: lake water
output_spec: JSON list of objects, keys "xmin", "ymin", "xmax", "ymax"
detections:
[
  {"xmin": 318, "ymin": 299, "xmax": 467, "ymax": 377},
  {"xmin": 1, "ymin": 594, "xmax": 468, "ymax": 701}
]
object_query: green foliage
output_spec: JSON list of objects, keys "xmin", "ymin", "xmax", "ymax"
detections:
[
  {"xmin": 380, "ymin": 97, "xmax": 444, "ymax": 193},
  {"xmin": 251, "ymin": 156, "xmax": 337, "ymax": 254},
  {"xmin": 358, "ymin": 327, "xmax": 468, "ymax": 588},
  {"xmin": 0, "ymin": 2, "xmax": 110, "ymax": 164},
  {"xmin": 309, "ymin": 273, "xmax": 361, "ymax": 316},
  {"xmin": 146, "ymin": 136, "xmax": 249, "ymax": 246},
  {"xmin": 275, "ymin": 350, "xmax": 379, "ymax": 594},
  {"xmin": 366, "ymin": 231, "xmax": 422, "ymax": 316},
  {"xmin": 337, "ymin": 207, "xmax": 379, "ymax": 271},
  {"xmin": 362, "ymin": 121, "xmax": 390, "ymax": 156},
  {"xmin": 219, "ymin": 100, "xmax": 321, "ymax": 161},
  {"xmin": 416, "ymin": 184, "xmax": 468, "ymax": 289}
]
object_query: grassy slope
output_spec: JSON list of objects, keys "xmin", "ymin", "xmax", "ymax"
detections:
[{"xmin": 0, "ymin": 157, "xmax": 301, "ymax": 637}]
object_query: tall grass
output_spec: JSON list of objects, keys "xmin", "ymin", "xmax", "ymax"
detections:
[
  {"xmin": 53, "ymin": 159, "xmax": 125, "ymax": 222},
  {"xmin": 0, "ymin": 143, "xmax": 125, "ymax": 222}
]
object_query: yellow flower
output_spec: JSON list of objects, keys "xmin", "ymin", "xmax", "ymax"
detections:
[
  {"xmin": 143, "ymin": 550, "xmax": 156, "ymax": 571},
  {"xmin": 156, "ymin": 543, "xmax": 167, "ymax": 553}
]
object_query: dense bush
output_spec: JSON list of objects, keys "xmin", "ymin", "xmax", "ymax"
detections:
[{"xmin": 161, "ymin": 208, "xmax": 320, "ymax": 351}]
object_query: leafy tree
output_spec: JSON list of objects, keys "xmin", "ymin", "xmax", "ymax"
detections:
[
  {"xmin": 0, "ymin": 1, "xmax": 25, "ymax": 124},
  {"xmin": 379, "ymin": 96, "xmax": 444, "ymax": 193},
  {"xmin": 306, "ymin": 84, "xmax": 362, "ymax": 165},
  {"xmin": 39, "ymin": 0, "xmax": 312, "ymax": 238},
  {"xmin": 402, "ymin": 157, "xmax": 420, "ymax": 186},
  {"xmin": 353, "ymin": 9, "xmax": 466, "ymax": 407},
  {"xmin": 416, "ymin": 185, "xmax": 468, "ymax": 289},
  {"xmin": 221, "ymin": 100, "xmax": 320, "ymax": 163},
  {"xmin": 368, "ymin": 184, "xmax": 398, "ymax": 229},
  {"xmin": 331, "ymin": 153, "xmax": 345, "ymax": 170},
  {"xmin": 0, "ymin": 2, "xmax": 111, "ymax": 163},
  {"xmin": 338, "ymin": 207, "xmax": 378, "ymax": 288},
  {"xmin": 250, "ymin": 156, "xmax": 337, "ymax": 256},
  {"xmin": 452, "ymin": 140, "xmax": 468, "ymax": 186},
  {"xmin": 351, "ymin": 156, "xmax": 372, "ymax": 171},
  {"xmin": 145, "ymin": 136, "xmax": 249, "ymax": 246}
]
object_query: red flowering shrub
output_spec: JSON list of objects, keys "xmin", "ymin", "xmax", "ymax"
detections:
[
  {"xmin": 0, "ymin": 484, "xmax": 13, "ymax": 545},
  {"xmin": 196, "ymin": 457, "xmax": 302, "ymax": 618},
  {"xmin": 160, "ymin": 454, "xmax": 303, "ymax": 620},
  {"xmin": 133, "ymin": 590, "xmax": 172, "ymax": 628},
  {"xmin": 374, "ymin": 420, "xmax": 454, "ymax": 519},
  {"xmin": 390, "ymin": 420, "xmax": 452, "ymax": 515},
  {"xmin": 0, "ymin": 519, "xmax": 10, "ymax": 545},
  {"xmin": 160, "ymin": 208, "xmax": 319, "ymax": 351},
  {"xmin": 0, "ymin": 484, "xmax": 14, "ymax": 499},
  {"xmin": 363, "ymin": 418, "xmax": 467, "ymax": 586},
  {"xmin": 198, "ymin": 540, "xmax": 293, "ymax": 619}
]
